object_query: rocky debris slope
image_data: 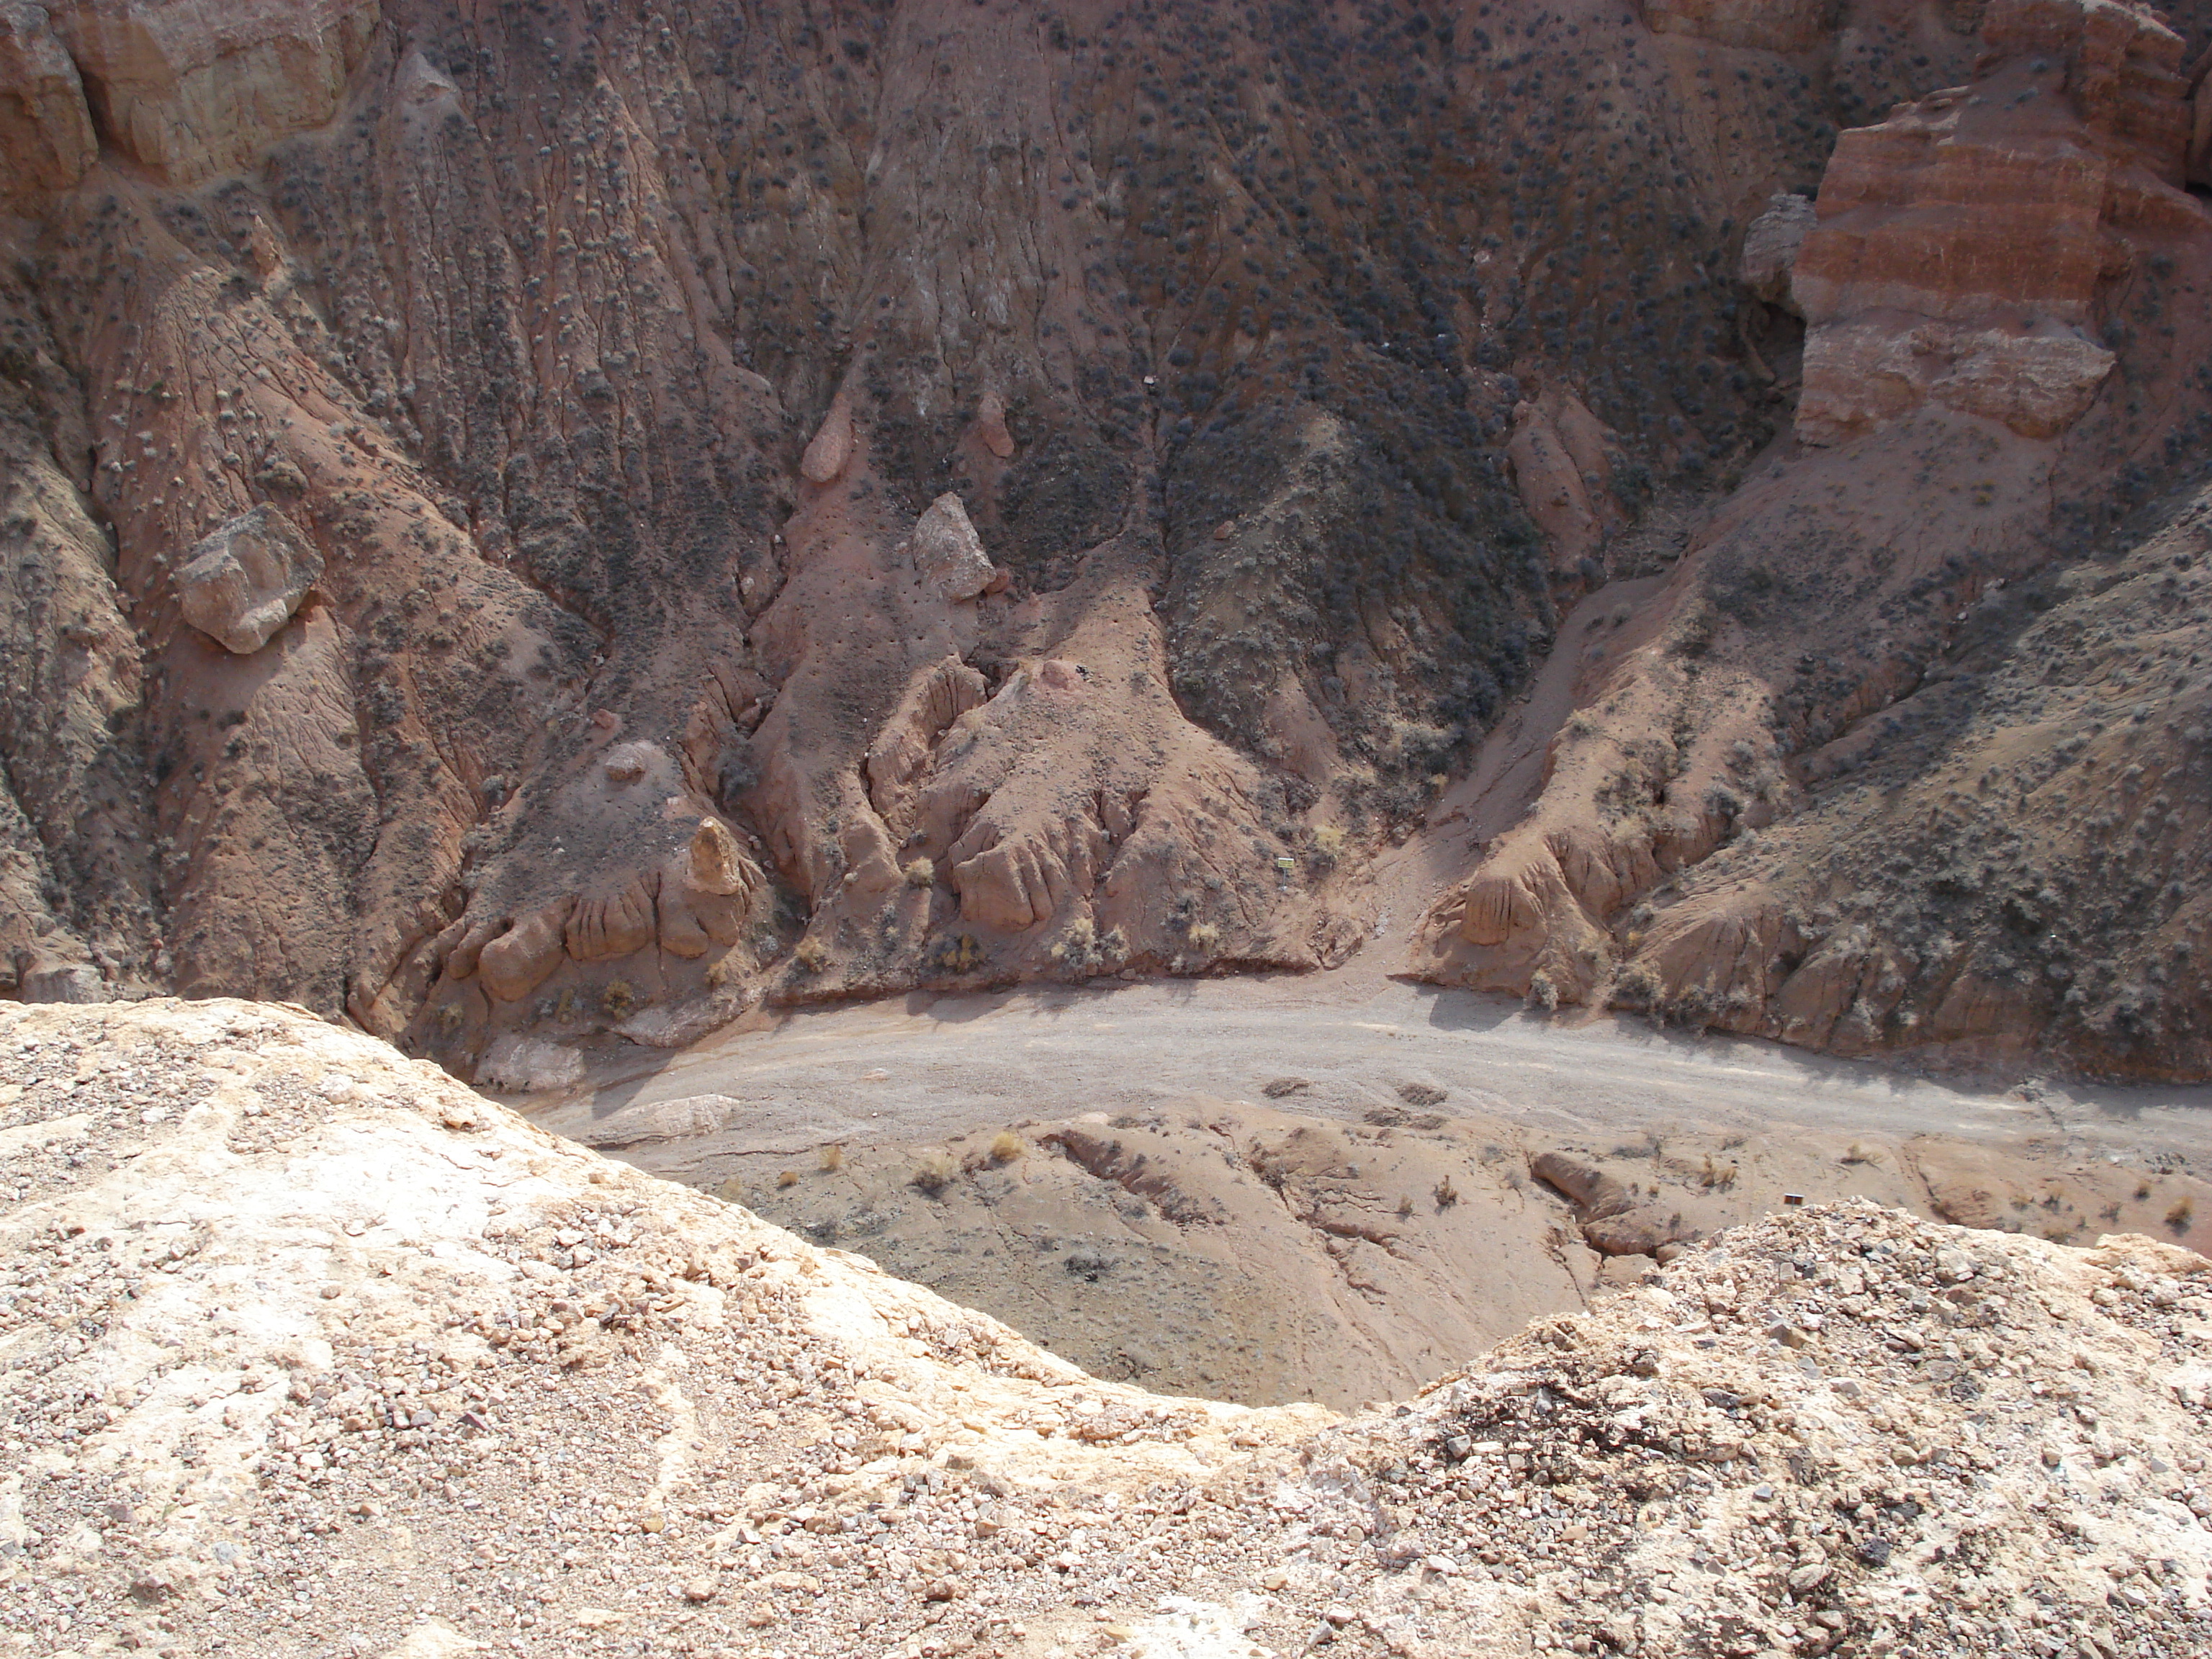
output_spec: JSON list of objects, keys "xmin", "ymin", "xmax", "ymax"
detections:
[
  {"xmin": 2, "ymin": 1000, "xmax": 2210, "ymax": 1659},
  {"xmin": 1416, "ymin": 0, "xmax": 2212, "ymax": 1076}
]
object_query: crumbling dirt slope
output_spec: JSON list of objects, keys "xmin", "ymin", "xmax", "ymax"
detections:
[{"xmin": 3, "ymin": 999, "xmax": 2211, "ymax": 1659}]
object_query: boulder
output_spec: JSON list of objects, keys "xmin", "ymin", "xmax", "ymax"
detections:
[
  {"xmin": 1742, "ymin": 192, "xmax": 1815, "ymax": 313},
  {"xmin": 1530, "ymin": 1151, "xmax": 1637, "ymax": 1220},
  {"xmin": 976, "ymin": 389, "xmax": 1016, "ymax": 459},
  {"xmin": 476, "ymin": 1033, "xmax": 584, "ymax": 1091},
  {"xmin": 176, "ymin": 506, "xmax": 323, "ymax": 655},
  {"xmin": 565, "ymin": 876, "xmax": 658, "ymax": 962},
  {"xmin": 866, "ymin": 658, "xmax": 989, "ymax": 814},
  {"xmin": 799, "ymin": 392, "xmax": 853, "ymax": 483},
  {"xmin": 477, "ymin": 902, "xmax": 572, "ymax": 1003},
  {"xmin": 910, "ymin": 493, "xmax": 997, "ymax": 601},
  {"xmin": 1504, "ymin": 399, "xmax": 1604, "ymax": 570},
  {"xmin": 1532, "ymin": 1149, "xmax": 1715, "ymax": 1257}
]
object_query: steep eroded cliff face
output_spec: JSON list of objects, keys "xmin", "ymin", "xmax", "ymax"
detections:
[
  {"xmin": 1419, "ymin": 0, "xmax": 2212, "ymax": 1077},
  {"xmin": 4, "ymin": 0, "xmax": 2211, "ymax": 1077}
]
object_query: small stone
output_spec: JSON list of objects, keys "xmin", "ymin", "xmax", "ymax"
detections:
[
  {"xmin": 1935, "ymin": 1249, "xmax": 1977, "ymax": 1285},
  {"xmin": 682, "ymin": 1575, "xmax": 718, "ymax": 1604}
]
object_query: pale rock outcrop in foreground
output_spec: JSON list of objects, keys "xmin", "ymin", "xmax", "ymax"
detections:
[{"xmin": 2, "ymin": 999, "xmax": 2208, "ymax": 1659}]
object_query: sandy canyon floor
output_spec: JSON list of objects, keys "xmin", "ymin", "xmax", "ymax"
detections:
[{"xmin": 512, "ymin": 963, "xmax": 2212, "ymax": 1408}]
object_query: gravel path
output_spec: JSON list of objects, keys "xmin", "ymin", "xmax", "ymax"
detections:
[{"xmin": 517, "ymin": 975, "xmax": 2212, "ymax": 1179}]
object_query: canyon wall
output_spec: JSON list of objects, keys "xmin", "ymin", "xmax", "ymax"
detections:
[
  {"xmin": 3, "ymin": 0, "xmax": 2211, "ymax": 1077},
  {"xmin": 1418, "ymin": 0, "xmax": 2212, "ymax": 1077}
]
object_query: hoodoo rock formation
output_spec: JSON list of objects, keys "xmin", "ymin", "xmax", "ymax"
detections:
[{"xmin": 1, "ymin": 0, "xmax": 2211, "ymax": 1080}]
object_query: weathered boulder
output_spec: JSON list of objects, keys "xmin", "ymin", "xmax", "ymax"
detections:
[
  {"xmin": 176, "ymin": 505, "xmax": 322, "ymax": 655},
  {"xmin": 1531, "ymin": 1149, "xmax": 1715, "ymax": 1257},
  {"xmin": 476, "ymin": 902, "xmax": 572, "ymax": 1003},
  {"xmin": 1505, "ymin": 397, "xmax": 1606, "ymax": 570},
  {"xmin": 976, "ymin": 389, "xmax": 1015, "ymax": 459},
  {"xmin": 476, "ymin": 1033, "xmax": 585, "ymax": 1090},
  {"xmin": 866, "ymin": 658, "xmax": 989, "ymax": 814},
  {"xmin": 565, "ymin": 875, "xmax": 658, "ymax": 963},
  {"xmin": 799, "ymin": 391, "xmax": 853, "ymax": 484},
  {"xmin": 949, "ymin": 804, "xmax": 1111, "ymax": 935},
  {"xmin": 660, "ymin": 822, "xmax": 763, "ymax": 958},
  {"xmin": 909, "ymin": 493, "xmax": 997, "ymax": 601},
  {"xmin": 1742, "ymin": 192, "xmax": 1815, "ymax": 312},
  {"xmin": 1529, "ymin": 1151, "xmax": 1637, "ymax": 1220}
]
